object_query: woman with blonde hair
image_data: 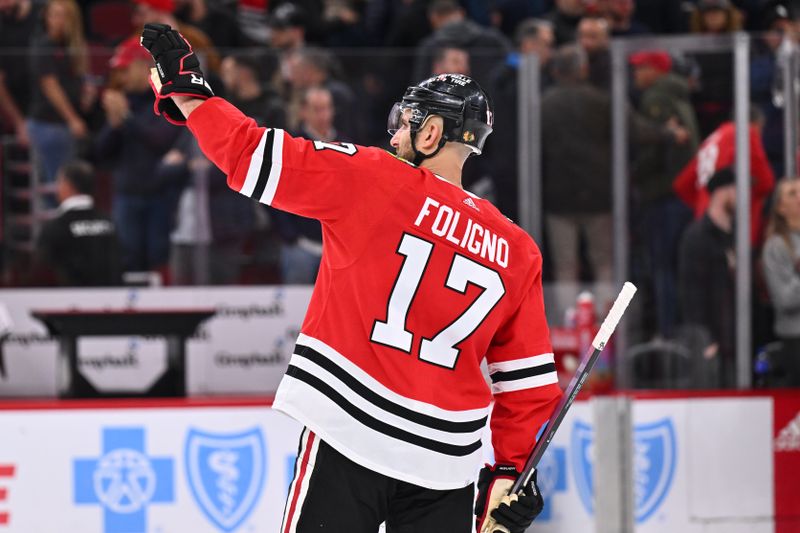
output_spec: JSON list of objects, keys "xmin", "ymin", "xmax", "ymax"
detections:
[
  {"xmin": 762, "ymin": 178, "xmax": 800, "ymax": 386},
  {"xmin": 26, "ymin": 0, "xmax": 91, "ymax": 205}
]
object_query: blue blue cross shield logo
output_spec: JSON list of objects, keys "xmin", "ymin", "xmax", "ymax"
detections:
[
  {"xmin": 74, "ymin": 427, "xmax": 175, "ymax": 533},
  {"xmin": 185, "ymin": 427, "xmax": 266, "ymax": 532},
  {"xmin": 571, "ymin": 418, "xmax": 677, "ymax": 523},
  {"xmin": 633, "ymin": 419, "xmax": 677, "ymax": 522},
  {"xmin": 571, "ymin": 420, "xmax": 596, "ymax": 515}
]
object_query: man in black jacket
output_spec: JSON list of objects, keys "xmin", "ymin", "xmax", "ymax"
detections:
[
  {"xmin": 678, "ymin": 167, "xmax": 737, "ymax": 388},
  {"xmin": 34, "ymin": 160, "xmax": 122, "ymax": 286}
]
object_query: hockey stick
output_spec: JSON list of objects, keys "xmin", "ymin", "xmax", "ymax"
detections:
[{"xmin": 509, "ymin": 281, "xmax": 637, "ymax": 496}]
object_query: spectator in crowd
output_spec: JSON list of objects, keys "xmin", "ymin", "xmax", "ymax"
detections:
[
  {"xmin": 632, "ymin": 0, "xmax": 687, "ymax": 34},
  {"xmin": 285, "ymin": 46, "xmax": 357, "ymax": 138},
  {"xmin": 751, "ymin": 2, "xmax": 796, "ymax": 177},
  {"xmin": 576, "ymin": 15, "xmax": 611, "ymax": 89},
  {"xmin": 0, "ymin": 0, "xmax": 41, "ymax": 144},
  {"xmin": 267, "ymin": 3, "xmax": 308, "ymax": 113},
  {"xmin": 27, "ymin": 0, "xmax": 90, "ymax": 199},
  {"xmin": 322, "ymin": 0, "xmax": 369, "ymax": 48},
  {"xmin": 272, "ymin": 86, "xmax": 340, "ymax": 284},
  {"xmin": 273, "ymin": 0, "xmax": 326, "ymax": 43},
  {"xmin": 516, "ymin": 18, "xmax": 556, "ymax": 77},
  {"xmin": 33, "ymin": 160, "xmax": 122, "ymax": 286},
  {"xmin": 131, "ymin": 0, "xmax": 221, "ymax": 74},
  {"xmin": 220, "ymin": 53, "xmax": 286, "ymax": 128},
  {"xmin": 364, "ymin": 0, "xmax": 431, "ymax": 47},
  {"xmin": 268, "ymin": 2, "xmax": 308, "ymax": 52},
  {"xmin": 689, "ymin": 0, "xmax": 744, "ymax": 136},
  {"xmin": 631, "ymin": 50, "xmax": 700, "ymax": 339},
  {"xmin": 489, "ymin": 0, "xmax": 553, "ymax": 36},
  {"xmin": 604, "ymin": 0, "xmax": 650, "ymax": 36},
  {"xmin": 236, "ymin": 0, "xmax": 269, "ymax": 45},
  {"xmin": 542, "ymin": 44, "xmax": 687, "ymax": 285},
  {"xmin": 689, "ymin": 0, "xmax": 744, "ymax": 33},
  {"xmin": 762, "ymin": 178, "xmax": 800, "ymax": 386},
  {"xmin": 488, "ymin": 18, "xmax": 555, "ymax": 220},
  {"xmin": 678, "ymin": 167, "xmax": 738, "ymax": 388},
  {"xmin": 95, "ymin": 38, "xmax": 181, "ymax": 273},
  {"xmin": 413, "ymin": 0, "xmax": 510, "ymax": 88},
  {"xmin": 172, "ymin": 0, "xmax": 242, "ymax": 48},
  {"xmin": 295, "ymin": 86, "xmax": 338, "ymax": 142},
  {"xmin": 163, "ymin": 129, "xmax": 212, "ymax": 285},
  {"xmin": 545, "ymin": 0, "xmax": 586, "ymax": 45},
  {"xmin": 673, "ymin": 107, "xmax": 776, "ymax": 245},
  {"xmin": 431, "ymin": 45, "xmax": 470, "ymax": 76}
]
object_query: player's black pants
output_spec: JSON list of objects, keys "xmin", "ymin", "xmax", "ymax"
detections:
[{"xmin": 280, "ymin": 428, "xmax": 475, "ymax": 533}]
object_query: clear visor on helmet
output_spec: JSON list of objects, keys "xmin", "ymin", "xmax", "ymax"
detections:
[{"xmin": 387, "ymin": 103, "xmax": 427, "ymax": 136}]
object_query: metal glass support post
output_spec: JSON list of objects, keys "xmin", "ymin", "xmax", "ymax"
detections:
[
  {"xmin": 782, "ymin": 37, "xmax": 799, "ymax": 177},
  {"xmin": 734, "ymin": 32, "xmax": 752, "ymax": 389},
  {"xmin": 517, "ymin": 54, "xmax": 542, "ymax": 242},
  {"xmin": 593, "ymin": 396, "xmax": 634, "ymax": 533},
  {"xmin": 610, "ymin": 41, "xmax": 629, "ymax": 389}
]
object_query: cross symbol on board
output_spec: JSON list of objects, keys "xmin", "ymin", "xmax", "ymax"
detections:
[{"xmin": 74, "ymin": 428, "xmax": 174, "ymax": 533}]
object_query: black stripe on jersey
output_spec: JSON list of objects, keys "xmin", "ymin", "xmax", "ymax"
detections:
[
  {"xmin": 490, "ymin": 363, "xmax": 557, "ymax": 384},
  {"xmin": 286, "ymin": 365, "xmax": 483, "ymax": 457},
  {"xmin": 295, "ymin": 343, "xmax": 487, "ymax": 433},
  {"xmin": 250, "ymin": 128, "xmax": 275, "ymax": 200}
]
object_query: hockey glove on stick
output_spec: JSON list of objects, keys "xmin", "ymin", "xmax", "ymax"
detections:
[
  {"xmin": 140, "ymin": 23, "xmax": 213, "ymax": 124},
  {"xmin": 475, "ymin": 464, "xmax": 544, "ymax": 533}
]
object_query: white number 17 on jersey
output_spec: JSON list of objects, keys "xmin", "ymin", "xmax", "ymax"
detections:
[{"xmin": 370, "ymin": 233, "xmax": 505, "ymax": 369}]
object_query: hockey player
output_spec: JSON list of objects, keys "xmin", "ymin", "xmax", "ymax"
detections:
[{"xmin": 141, "ymin": 24, "xmax": 562, "ymax": 533}]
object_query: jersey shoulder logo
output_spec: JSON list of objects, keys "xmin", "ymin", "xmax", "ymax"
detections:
[{"xmin": 462, "ymin": 197, "xmax": 479, "ymax": 211}]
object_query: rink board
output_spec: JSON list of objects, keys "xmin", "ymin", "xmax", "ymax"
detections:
[{"xmin": 0, "ymin": 392, "xmax": 797, "ymax": 533}]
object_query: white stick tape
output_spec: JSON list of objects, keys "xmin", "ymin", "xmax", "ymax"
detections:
[{"xmin": 591, "ymin": 282, "xmax": 637, "ymax": 350}]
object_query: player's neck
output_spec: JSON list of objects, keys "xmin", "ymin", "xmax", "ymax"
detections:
[{"xmin": 420, "ymin": 154, "xmax": 464, "ymax": 189}]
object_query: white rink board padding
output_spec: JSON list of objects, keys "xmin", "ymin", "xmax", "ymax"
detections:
[
  {"xmin": 0, "ymin": 399, "xmax": 303, "ymax": 533},
  {"xmin": 0, "ymin": 286, "xmax": 312, "ymax": 397},
  {"xmin": 684, "ymin": 398, "xmax": 773, "ymax": 523},
  {"xmin": 508, "ymin": 396, "xmax": 777, "ymax": 533},
  {"xmin": 633, "ymin": 398, "xmax": 774, "ymax": 533}
]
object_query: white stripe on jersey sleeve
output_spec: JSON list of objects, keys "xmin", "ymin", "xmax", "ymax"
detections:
[
  {"xmin": 241, "ymin": 129, "xmax": 270, "ymax": 197},
  {"xmin": 260, "ymin": 128, "xmax": 285, "ymax": 205},
  {"xmin": 488, "ymin": 353, "xmax": 555, "ymax": 374},
  {"xmin": 491, "ymin": 372, "xmax": 559, "ymax": 394}
]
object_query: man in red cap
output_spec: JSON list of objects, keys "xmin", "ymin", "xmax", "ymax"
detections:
[{"xmin": 630, "ymin": 50, "xmax": 700, "ymax": 339}]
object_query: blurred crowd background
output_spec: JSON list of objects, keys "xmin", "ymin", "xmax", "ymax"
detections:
[{"xmin": 2, "ymin": 0, "xmax": 800, "ymax": 389}]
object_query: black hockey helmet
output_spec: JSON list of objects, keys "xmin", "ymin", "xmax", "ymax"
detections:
[{"xmin": 388, "ymin": 73, "xmax": 493, "ymax": 163}]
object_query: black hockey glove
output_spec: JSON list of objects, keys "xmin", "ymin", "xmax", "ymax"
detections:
[
  {"xmin": 475, "ymin": 464, "xmax": 544, "ymax": 533},
  {"xmin": 139, "ymin": 23, "xmax": 213, "ymax": 124}
]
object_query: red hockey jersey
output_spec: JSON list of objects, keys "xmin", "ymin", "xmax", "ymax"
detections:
[
  {"xmin": 673, "ymin": 122, "xmax": 775, "ymax": 245},
  {"xmin": 188, "ymin": 97, "xmax": 562, "ymax": 489}
]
